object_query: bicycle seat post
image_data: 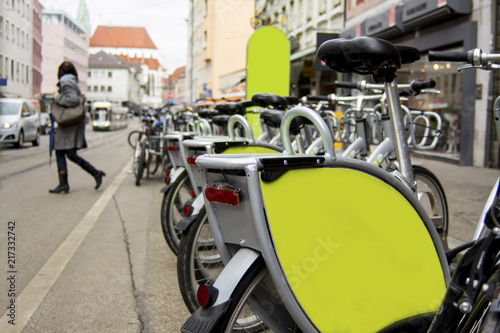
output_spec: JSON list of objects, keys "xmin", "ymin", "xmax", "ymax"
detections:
[{"xmin": 385, "ymin": 80, "xmax": 414, "ymax": 187}]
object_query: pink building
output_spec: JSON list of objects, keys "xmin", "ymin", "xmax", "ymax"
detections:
[
  {"xmin": 41, "ymin": 9, "xmax": 88, "ymax": 94},
  {"xmin": 32, "ymin": 0, "xmax": 43, "ymax": 96}
]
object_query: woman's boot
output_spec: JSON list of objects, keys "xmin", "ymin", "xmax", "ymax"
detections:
[
  {"xmin": 80, "ymin": 162, "xmax": 106, "ymax": 190},
  {"xmin": 49, "ymin": 170, "xmax": 70, "ymax": 194}
]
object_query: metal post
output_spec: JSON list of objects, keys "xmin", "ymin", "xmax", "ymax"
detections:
[{"xmin": 385, "ymin": 81, "xmax": 414, "ymax": 187}]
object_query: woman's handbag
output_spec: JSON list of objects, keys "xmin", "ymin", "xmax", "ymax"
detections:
[{"xmin": 51, "ymin": 95, "xmax": 86, "ymax": 127}]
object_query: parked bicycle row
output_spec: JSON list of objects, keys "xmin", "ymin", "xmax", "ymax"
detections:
[{"xmin": 127, "ymin": 37, "xmax": 500, "ymax": 332}]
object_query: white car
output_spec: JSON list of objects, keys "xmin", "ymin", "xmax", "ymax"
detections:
[{"xmin": 0, "ymin": 98, "xmax": 41, "ymax": 147}]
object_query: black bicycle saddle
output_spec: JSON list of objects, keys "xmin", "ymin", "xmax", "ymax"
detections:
[
  {"xmin": 212, "ymin": 115, "xmax": 231, "ymax": 126},
  {"xmin": 252, "ymin": 93, "xmax": 288, "ymax": 110},
  {"xmin": 316, "ymin": 37, "xmax": 420, "ymax": 82},
  {"xmin": 215, "ymin": 102, "xmax": 245, "ymax": 116}
]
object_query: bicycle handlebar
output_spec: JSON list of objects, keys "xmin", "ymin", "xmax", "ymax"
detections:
[
  {"xmin": 335, "ymin": 81, "xmax": 359, "ymax": 89},
  {"xmin": 427, "ymin": 50, "xmax": 471, "ymax": 63},
  {"xmin": 410, "ymin": 80, "xmax": 435, "ymax": 93}
]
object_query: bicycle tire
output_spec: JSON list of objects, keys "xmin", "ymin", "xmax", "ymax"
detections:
[
  {"xmin": 177, "ymin": 208, "xmax": 224, "ymax": 313},
  {"xmin": 211, "ymin": 257, "xmax": 299, "ymax": 332},
  {"xmin": 413, "ymin": 165, "xmax": 449, "ymax": 250},
  {"xmin": 135, "ymin": 140, "xmax": 147, "ymax": 186},
  {"xmin": 160, "ymin": 170, "xmax": 194, "ymax": 254},
  {"xmin": 128, "ymin": 130, "xmax": 142, "ymax": 149}
]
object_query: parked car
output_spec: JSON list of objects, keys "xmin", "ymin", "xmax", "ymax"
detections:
[{"xmin": 0, "ymin": 98, "xmax": 41, "ymax": 147}]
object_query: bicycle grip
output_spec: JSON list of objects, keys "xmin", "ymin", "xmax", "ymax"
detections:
[
  {"xmin": 306, "ymin": 95, "xmax": 330, "ymax": 102},
  {"xmin": 428, "ymin": 51, "xmax": 468, "ymax": 62},
  {"xmin": 410, "ymin": 80, "xmax": 436, "ymax": 93},
  {"xmin": 335, "ymin": 81, "xmax": 359, "ymax": 89}
]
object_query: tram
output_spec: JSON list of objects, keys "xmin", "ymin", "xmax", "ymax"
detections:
[{"xmin": 91, "ymin": 101, "xmax": 128, "ymax": 131}]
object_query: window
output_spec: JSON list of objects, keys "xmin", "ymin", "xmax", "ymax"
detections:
[
  {"xmin": 11, "ymin": 59, "xmax": 14, "ymax": 80},
  {"xmin": 107, "ymin": 86, "xmax": 112, "ymax": 92},
  {"xmin": 0, "ymin": 16, "xmax": 3, "ymax": 37},
  {"xmin": 88, "ymin": 86, "xmax": 91, "ymax": 91},
  {"xmin": 25, "ymin": 64, "xmax": 28, "ymax": 83},
  {"xmin": 5, "ymin": 57, "xmax": 8, "ymax": 79},
  {"xmin": 93, "ymin": 86, "xmax": 98, "ymax": 92},
  {"xmin": 0, "ymin": 55, "xmax": 3, "ymax": 78},
  {"xmin": 21, "ymin": 63, "xmax": 24, "ymax": 83},
  {"xmin": 5, "ymin": 20, "xmax": 9, "ymax": 40},
  {"xmin": 100, "ymin": 86, "xmax": 105, "ymax": 92},
  {"xmin": 16, "ymin": 61, "xmax": 19, "ymax": 82},
  {"xmin": 21, "ymin": 30, "xmax": 24, "ymax": 48},
  {"xmin": 16, "ymin": 27, "xmax": 19, "ymax": 45},
  {"xmin": 11, "ymin": 23, "xmax": 14, "ymax": 43},
  {"xmin": 88, "ymin": 71, "xmax": 91, "ymax": 77},
  {"xmin": 108, "ymin": 71, "xmax": 112, "ymax": 78}
]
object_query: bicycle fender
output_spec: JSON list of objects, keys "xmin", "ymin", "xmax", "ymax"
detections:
[
  {"xmin": 175, "ymin": 194, "xmax": 205, "ymax": 231},
  {"xmin": 159, "ymin": 167, "xmax": 185, "ymax": 193},
  {"xmin": 181, "ymin": 248, "xmax": 260, "ymax": 333}
]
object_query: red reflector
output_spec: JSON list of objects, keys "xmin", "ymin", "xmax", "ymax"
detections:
[
  {"xmin": 190, "ymin": 189, "xmax": 196, "ymax": 197},
  {"xmin": 187, "ymin": 156, "xmax": 197, "ymax": 165},
  {"xmin": 164, "ymin": 176, "xmax": 170, "ymax": 184},
  {"xmin": 168, "ymin": 146, "xmax": 178, "ymax": 151},
  {"xmin": 165, "ymin": 169, "xmax": 170, "ymax": 177},
  {"xmin": 204, "ymin": 183, "xmax": 241, "ymax": 206},
  {"xmin": 183, "ymin": 204, "xmax": 192, "ymax": 216},
  {"xmin": 197, "ymin": 285, "xmax": 218, "ymax": 308}
]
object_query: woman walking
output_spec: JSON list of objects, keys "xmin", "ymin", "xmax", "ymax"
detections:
[{"xmin": 49, "ymin": 61, "xmax": 105, "ymax": 194}]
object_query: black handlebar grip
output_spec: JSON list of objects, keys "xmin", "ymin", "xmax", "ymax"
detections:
[
  {"xmin": 306, "ymin": 95, "xmax": 330, "ymax": 102},
  {"xmin": 334, "ymin": 81, "xmax": 359, "ymax": 89},
  {"xmin": 410, "ymin": 80, "xmax": 436, "ymax": 93},
  {"xmin": 428, "ymin": 51, "xmax": 468, "ymax": 62}
]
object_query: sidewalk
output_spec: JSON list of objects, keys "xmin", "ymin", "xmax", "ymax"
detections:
[{"xmin": 411, "ymin": 156, "xmax": 499, "ymax": 247}]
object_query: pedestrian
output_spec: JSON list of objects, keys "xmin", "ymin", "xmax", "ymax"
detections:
[{"xmin": 49, "ymin": 61, "xmax": 105, "ymax": 194}]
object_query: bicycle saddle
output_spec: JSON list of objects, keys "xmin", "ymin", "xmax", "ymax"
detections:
[
  {"xmin": 252, "ymin": 93, "xmax": 288, "ymax": 110},
  {"xmin": 212, "ymin": 115, "xmax": 231, "ymax": 126},
  {"xmin": 197, "ymin": 109, "xmax": 218, "ymax": 119},
  {"xmin": 317, "ymin": 37, "xmax": 420, "ymax": 82},
  {"xmin": 260, "ymin": 110, "xmax": 310, "ymax": 135},
  {"xmin": 215, "ymin": 102, "xmax": 245, "ymax": 116}
]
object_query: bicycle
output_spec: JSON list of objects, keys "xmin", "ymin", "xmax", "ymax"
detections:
[
  {"xmin": 182, "ymin": 37, "xmax": 452, "ymax": 332},
  {"xmin": 160, "ymin": 102, "xmax": 257, "ymax": 254},
  {"xmin": 423, "ymin": 47, "xmax": 500, "ymax": 333},
  {"xmin": 133, "ymin": 110, "xmax": 171, "ymax": 186}
]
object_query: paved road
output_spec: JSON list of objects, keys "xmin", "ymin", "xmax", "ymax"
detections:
[
  {"xmin": 0, "ymin": 118, "xmax": 497, "ymax": 332},
  {"xmin": 0, "ymin": 119, "xmax": 190, "ymax": 332}
]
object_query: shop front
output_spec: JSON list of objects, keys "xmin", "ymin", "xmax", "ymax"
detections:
[{"xmin": 339, "ymin": 0, "xmax": 496, "ymax": 167}]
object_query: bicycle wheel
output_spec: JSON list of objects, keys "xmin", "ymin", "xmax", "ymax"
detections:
[
  {"xmin": 135, "ymin": 140, "xmax": 147, "ymax": 186},
  {"xmin": 177, "ymin": 208, "xmax": 224, "ymax": 313},
  {"xmin": 160, "ymin": 170, "xmax": 194, "ymax": 254},
  {"xmin": 210, "ymin": 258, "xmax": 299, "ymax": 332},
  {"xmin": 413, "ymin": 165, "xmax": 449, "ymax": 250},
  {"xmin": 128, "ymin": 130, "xmax": 142, "ymax": 149}
]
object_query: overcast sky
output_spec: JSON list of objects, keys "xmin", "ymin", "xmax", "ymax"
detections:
[{"xmin": 39, "ymin": 0, "xmax": 189, "ymax": 75}]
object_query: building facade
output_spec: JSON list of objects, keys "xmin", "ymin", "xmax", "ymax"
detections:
[
  {"xmin": 0, "ymin": 0, "xmax": 36, "ymax": 98},
  {"xmin": 165, "ymin": 66, "xmax": 187, "ymax": 105},
  {"xmin": 254, "ymin": 0, "xmax": 344, "ymax": 97},
  {"xmin": 186, "ymin": 0, "xmax": 254, "ymax": 102},
  {"xmin": 87, "ymin": 51, "xmax": 141, "ymax": 109},
  {"xmin": 32, "ymin": 0, "xmax": 42, "ymax": 96},
  {"xmin": 41, "ymin": 9, "xmax": 88, "ymax": 95},
  {"xmin": 89, "ymin": 26, "xmax": 166, "ymax": 107}
]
